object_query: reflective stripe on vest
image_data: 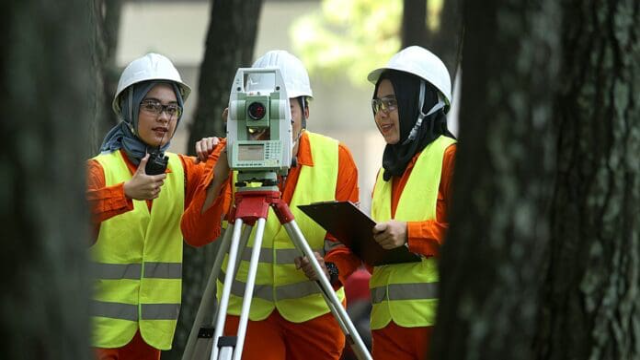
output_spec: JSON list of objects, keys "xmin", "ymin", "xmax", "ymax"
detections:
[
  {"xmin": 238, "ymin": 246, "xmax": 323, "ymax": 264},
  {"xmin": 218, "ymin": 269, "xmax": 323, "ymax": 301},
  {"xmin": 370, "ymin": 136, "xmax": 456, "ymax": 330},
  {"xmin": 91, "ymin": 151, "xmax": 184, "ymax": 350},
  {"xmin": 91, "ymin": 301, "xmax": 181, "ymax": 321},
  {"xmin": 93, "ymin": 262, "xmax": 182, "ymax": 280},
  {"xmin": 218, "ymin": 132, "xmax": 345, "ymax": 322}
]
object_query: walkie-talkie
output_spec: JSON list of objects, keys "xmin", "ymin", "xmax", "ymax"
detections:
[
  {"xmin": 145, "ymin": 149, "xmax": 168, "ymax": 175},
  {"xmin": 145, "ymin": 130, "xmax": 168, "ymax": 175}
]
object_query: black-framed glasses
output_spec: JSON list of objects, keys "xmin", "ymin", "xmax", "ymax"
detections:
[
  {"xmin": 140, "ymin": 100, "xmax": 183, "ymax": 118},
  {"xmin": 371, "ymin": 97, "xmax": 398, "ymax": 115}
]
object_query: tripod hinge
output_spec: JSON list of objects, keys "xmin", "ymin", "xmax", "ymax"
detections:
[{"xmin": 217, "ymin": 336, "xmax": 238, "ymax": 348}]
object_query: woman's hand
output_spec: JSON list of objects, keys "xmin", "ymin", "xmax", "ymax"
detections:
[
  {"xmin": 373, "ymin": 220, "xmax": 408, "ymax": 249},
  {"xmin": 123, "ymin": 154, "xmax": 167, "ymax": 200},
  {"xmin": 195, "ymin": 136, "xmax": 221, "ymax": 163}
]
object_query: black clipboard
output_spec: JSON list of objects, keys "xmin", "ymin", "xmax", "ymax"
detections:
[{"xmin": 298, "ymin": 201, "xmax": 421, "ymax": 266}]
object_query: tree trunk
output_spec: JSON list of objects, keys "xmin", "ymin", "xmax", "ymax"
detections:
[
  {"xmin": 0, "ymin": 0, "xmax": 93, "ymax": 359},
  {"xmin": 430, "ymin": 0, "xmax": 463, "ymax": 81},
  {"xmin": 188, "ymin": 0, "xmax": 264, "ymax": 143},
  {"xmin": 90, "ymin": 0, "xmax": 122, "ymax": 154},
  {"xmin": 401, "ymin": 0, "xmax": 429, "ymax": 49},
  {"xmin": 167, "ymin": 1, "xmax": 264, "ymax": 358},
  {"xmin": 402, "ymin": 0, "xmax": 464, "ymax": 85},
  {"xmin": 536, "ymin": 1, "xmax": 640, "ymax": 359},
  {"xmin": 430, "ymin": 1, "xmax": 561, "ymax": 359}
]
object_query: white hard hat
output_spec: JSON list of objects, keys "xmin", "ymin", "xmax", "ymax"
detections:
[
  {"xmin": 112, "ymin": 53, "xmax": 191, "ymax": 115},
  {"xmin": 368, "ymin": 46, "xmax": 451, "ymax": 106},
  {"xmin": 251, "ymin": 50, "xmax": 313, "ymax": 99}
]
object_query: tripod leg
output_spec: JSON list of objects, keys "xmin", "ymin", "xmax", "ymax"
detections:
[
  {"xmin": 283, "ymin": 221, "xmax": 373, "ymax": 360},
  {"xmin": 211, "ymin": 219, "xmax": 245, "ymax": 360},
  {"xmin": 182, "ymin": 225, "xmax": 234, "ymax": 360},
  {"xmin": 230, "ymin": 224, "xmax": 253, "ymax": 285},
  {"xmin": 212, "ymin": 218, "xmax": 266, "ymax": 360},
  {"xmin": 232, "ymin": 217, "xmax": 266, "ymax": 360}
]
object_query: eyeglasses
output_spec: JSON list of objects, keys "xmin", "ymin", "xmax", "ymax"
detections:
[
  {"xmin": 140, "ymin": 100, "xmax": 183, "ymax": 118},
  {"xmin": 371, "ymin": 97, "xmax": 398, "ymax": 115}
]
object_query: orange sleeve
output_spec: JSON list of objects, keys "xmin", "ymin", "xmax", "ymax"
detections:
[
  {"xmin": 406, "ymin": 144, "xmax": 456, "ymax": 257},
  {"xmin": 325, "ymin": 142, "xmax": 363, "ymax": 283},
  {"xmin": 86, "ymin": 159, "xmax": 134, "ymax": 241},
  {"xmin": 180, "ymin": 142, "xmax": 232, "ymax": 247}
]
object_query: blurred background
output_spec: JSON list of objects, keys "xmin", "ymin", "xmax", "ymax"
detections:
[
  {"xmin": 114, "ymin": 0, "xmax": 460, "ymax": 214},
  {"xmin": 105, "ymin": 1, "xmax": 463, "ymax": 357},
  {"xmin": 6, "ymin": 0, "xmax": 637, "ymax": 359}
]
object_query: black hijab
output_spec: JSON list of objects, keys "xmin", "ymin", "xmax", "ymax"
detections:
[{"xmin": 374, "ymin": 70, "xmax": 454, "ymax": 181}]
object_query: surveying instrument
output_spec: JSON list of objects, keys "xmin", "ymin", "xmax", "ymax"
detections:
[{"xmin": 182, "ymin": 68, "xmax": 371, "ymax": 360}]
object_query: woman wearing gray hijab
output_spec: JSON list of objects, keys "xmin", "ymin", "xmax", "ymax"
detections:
[{"xmin": 86, "ymin": 53, "xmax": 229, "ymax": 359}]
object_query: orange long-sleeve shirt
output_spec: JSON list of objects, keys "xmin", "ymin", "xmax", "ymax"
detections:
[
  {"xmin": 391, "ymin": 143, "xmax": 456, "ymax": 257},
  {"xmin": 181, "ymin": 131, "xmax": 364, "ymax": 283},
  {"xmin": 86, "ymin": 147, "xmax": 227, "ymax": 247}
]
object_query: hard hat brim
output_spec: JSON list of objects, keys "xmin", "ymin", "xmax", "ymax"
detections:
[
  {"xmin": 112, "ymin": 80, "xmax": 191, "ymax": 115},
  {"xmin": 367, "ymin": 68, "xmax": 386, "ymax": 84}
]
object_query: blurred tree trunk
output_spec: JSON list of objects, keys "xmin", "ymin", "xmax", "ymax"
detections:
[
  {"xmin": 402, "ymin": 0, "xmax": 463, "ymax": 81},
  {"xmin": 188, "ymin": 0, "xmax": 264, "ymax": 142},
  {"xmin": 401, "ymin": 0, "xmax": 429, "ymax": 48},
  {"xmin": 167, "ymin": 1, "xmax": 264, "ymax": 358},
  {"xmin": 536, "ymin": 1, "xmax": 640, "ymax": 359},
  {"xmin": 430, "ymin": 1, "xmax": 560, "ymax": 359},
  {"xmin": 89, "ymin": 0, "xmax": 122, "ymax": 154},
  {"xmin": 431, "ymin": 0, "xmax": 463, "ymax": 81},
  {"xmin": 0, "ymin": 0, "xmax": 93, "ymax": 359}
]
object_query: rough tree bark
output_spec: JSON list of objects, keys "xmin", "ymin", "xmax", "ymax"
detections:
[
  {"xmin": 89, "ymin": 0, "xmax": 122, "ymax": 154},
  {"xmin": 430, "ymin": 1, "xmax": 561, "ymax": 359},
  {"xmin": 0, "ymin": 0, "xmax": 93, "ymax": 359},
  {"xmin": 166, "ymin": 1, "xmax": 264, "ymax": 358},
  {"xmin": 536, "ymin": 1, "xmax": 640, "ymax": 359}
]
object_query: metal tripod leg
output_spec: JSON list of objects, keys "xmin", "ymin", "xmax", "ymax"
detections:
[
  {"xmin": 212, "ymin": 218, "xmax": 267, "ymax": 360},
  {"xmin": 283, "ymin": 221, "xmax": 373, "ymax": 360},
  {"xmin": 182, "ymin": 225, "xmax": 233, "ymax": 360},
  {"xmin": 182, "ymin": 222, "xmax": 254, "ymax": 360}
]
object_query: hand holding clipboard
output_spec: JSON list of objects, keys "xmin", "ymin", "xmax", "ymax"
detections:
[{"xmin": 297, "ymin": 201, "xmax": 420, "ymax": 267}]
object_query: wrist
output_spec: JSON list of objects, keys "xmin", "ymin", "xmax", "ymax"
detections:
[
  {"xmin": 325, "ymin": 262, "xmax": 340, "ymax": 285},
  {"xmin": 122, "ymin": 181, "xmax": 132, "ymax": 199}
]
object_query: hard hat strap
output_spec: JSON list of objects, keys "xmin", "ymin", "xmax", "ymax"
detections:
[
  {"xmin": 127, "ymin": 88, "xmax": 137, "ymax": 135},
  {"xmin": 402, "ymin": 81, "xmax": 445, "ymax": 145},
  {"xmin": 299, "ymin": 97, "xmax": 308, "ymax": 129}
]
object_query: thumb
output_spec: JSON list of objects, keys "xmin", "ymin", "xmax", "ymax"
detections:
[
  {"xmin": 137, "ymin": 154, "xmax": 150, "ymax": 174},
  {"xmin": 373, "ymin": 222, "xmax": 386, "ymax": 234}
]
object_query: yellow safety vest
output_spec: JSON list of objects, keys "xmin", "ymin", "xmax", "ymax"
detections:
[
  {"xmin": 218, "ymin": 132, "xmax": 345, "ymax": 322},
  {"xmin": 370, "ymin": 136, "xmax": 456, "ymax": 329},
  {"xmin": 90, "ymin": 151, "xmax": 185, "ymax": 350}
]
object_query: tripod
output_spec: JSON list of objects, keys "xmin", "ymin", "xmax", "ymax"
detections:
[{"xmin": 182, "ymin": 179, "xmax": 372, "ymax": 360}]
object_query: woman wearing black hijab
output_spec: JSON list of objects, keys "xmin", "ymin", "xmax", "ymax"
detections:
[{"xmin": 367, "ymin": 46, "xmax": 457, "ymax": 360}]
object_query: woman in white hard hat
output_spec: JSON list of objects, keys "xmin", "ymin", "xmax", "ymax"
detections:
[
  {"xmin": 190, "ymin": 50, "xmax": 362, "ymax": 360},
  {"xmin": 87, "ymin": 53, "xmax": 228, "ymax": 360},
  {"xmin": 367, "ymin": 46, "xmax": 457, "ymax": 360}
]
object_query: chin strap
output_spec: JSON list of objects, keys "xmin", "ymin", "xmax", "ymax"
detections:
[
  {"xmin": 401, "ymin": 80, "xmax": 445, "ymax": 146},
  {"xmin": 291, "ymin": 97, "xmax": 308, "ymax": 153},
  {"xmin": 127, "ymin": 88, "xmax": 138, "ymax": 136}
]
